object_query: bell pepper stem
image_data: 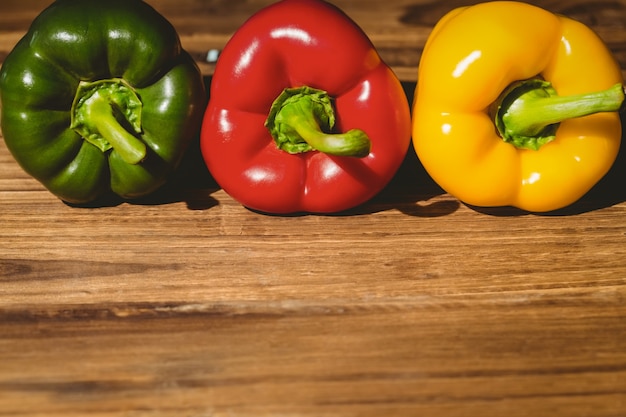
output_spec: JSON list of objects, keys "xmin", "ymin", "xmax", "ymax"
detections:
[
  {"xmin": 71, "ymin": 79, "xmax": 146, "ymax": 165},
  {"xmin": 83, "ymin": 96, "xmax": 147, "ymax": 165},
  {"xmin": 493, "ymin": 80, "xmax": 625, "ymax": 150},
  {"xmin": 265, "ymin": 86, "xmax": 371, "ymax": 157}
]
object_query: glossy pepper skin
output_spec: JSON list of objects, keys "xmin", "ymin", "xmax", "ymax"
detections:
[
  {"xmin": 0, "ymin": 0, "xmax": 206, "ymax": 204},
  {"xmin": 201, "ymin": 0, "xmax": 411, "ymax": 214},
  {"xmin": 412, "ymin": 1, "xmax": 624, "ymax": 212}
]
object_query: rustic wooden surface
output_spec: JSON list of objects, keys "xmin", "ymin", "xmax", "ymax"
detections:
[{"xmin": 1, "ymin": 1, "xmax": 626, "ymax": 416}]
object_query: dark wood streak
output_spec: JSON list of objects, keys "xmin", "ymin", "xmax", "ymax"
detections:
[{"xmin": 1, "ymin": 258, "xmax": 180, "ymax": 282}]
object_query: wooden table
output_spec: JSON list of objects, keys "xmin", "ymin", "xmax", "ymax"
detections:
[{"xmin": 1, "ymin": 1, "xmax": 625, "ymax": 416}]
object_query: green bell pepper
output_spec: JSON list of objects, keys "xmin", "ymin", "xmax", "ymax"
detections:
[{"xmin": 0, "ymin": 0, "xmax": 206, "ymax": 204}]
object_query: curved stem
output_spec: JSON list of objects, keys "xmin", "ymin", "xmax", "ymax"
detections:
[
  {"xmin": 265, "ymin": 86, "xmax": 371, "ymax": 158},
  {"xmin": 493, "ymin": 79, "xmax": 625, "ymax": 150},
  {"xmin": 85, "ymin": 95, "xmax": 147, "ymax": 165},
  {"xmin": 71, "ymin": 79, "xmax": 146, "ymax": 165}
]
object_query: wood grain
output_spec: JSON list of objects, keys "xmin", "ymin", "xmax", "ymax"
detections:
[
  {"xmin": 1, "ymin": 1, "xmax": 626, "ymax": 416},
  {"xmin": 1, "ymin": 0, "xmax": 626, "ymax": 80}
]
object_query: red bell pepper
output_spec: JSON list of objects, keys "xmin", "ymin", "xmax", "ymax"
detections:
[{"xmin": 200, "ymin": 0, "xmax": 411, "ymax": 214}]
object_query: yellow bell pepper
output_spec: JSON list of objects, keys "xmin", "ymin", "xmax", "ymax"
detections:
[{"xmin": 412, "ymin": 1, "xmax": 624, "ymax": 212}]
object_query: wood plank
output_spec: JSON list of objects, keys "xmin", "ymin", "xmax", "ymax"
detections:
[
  {"xmin": 1, "ymin": 1, "xmax": 626, "ymax": 416},
  {"xmin": 1, "ymin": 0, "xmax": 625, "ymax": 80},
  {"xmin": 1, "ymin": 301, "xmax": 625, "ymax": 417}
]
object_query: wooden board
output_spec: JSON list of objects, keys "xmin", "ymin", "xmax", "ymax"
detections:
[{"xmin": 1, "ymin": 1, "xmax": 625, "ymax": 416}]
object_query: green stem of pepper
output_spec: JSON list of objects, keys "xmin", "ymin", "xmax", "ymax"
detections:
[
  {"xmin": 71, "ymin": 79, "xmax": 146, "ymax": 164},
  {"xmin": 265, "ymin": 86, "xmax": 371, "ymax": 157},
  {"xmin": 492, "ymin": 79, "xmax": 625, "ymax": 151}
]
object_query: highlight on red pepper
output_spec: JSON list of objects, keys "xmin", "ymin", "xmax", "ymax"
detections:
[
  {"xmin": 201, "ymin": 0, "xmax": 411, "ymax": 214},
  {"xmin": 0, "ymin": 0, "xmax": 206, "ymax": 204},
  {"xmin": 412, "ymin": 1, "xmax": 624, "ymax": 213}
]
